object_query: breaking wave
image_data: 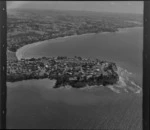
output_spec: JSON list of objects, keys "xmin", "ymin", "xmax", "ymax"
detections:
[
  {"xmin": 106, "ymin": 66, "xmax": 142, "ymax": 94},
  {"xmin": 79, "ymin": 66, "xmax": 142, "ymax": 94}
]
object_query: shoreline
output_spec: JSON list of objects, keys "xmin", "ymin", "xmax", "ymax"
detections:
[
  {"xmin": 16, "ymin": 26, "xmax": 143, "ymax": 60},
  {"xmin": 16, "ymin": 32, "xmax": 96, "ymax": 60}
]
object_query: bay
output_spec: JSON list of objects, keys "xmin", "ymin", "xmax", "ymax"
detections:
[{"xmin": 7, "ymin": 27, "xmax": 143, "ymax": 129}]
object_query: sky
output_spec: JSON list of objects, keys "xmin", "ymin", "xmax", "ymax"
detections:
[{"xmin": 7, "ymin": 1, "xmax": 143, "ymax": 14}]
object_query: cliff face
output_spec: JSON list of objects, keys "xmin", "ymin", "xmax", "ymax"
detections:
[{"xmin": 7, "ymin": 57, "xmax": 119, "ymax": 88}]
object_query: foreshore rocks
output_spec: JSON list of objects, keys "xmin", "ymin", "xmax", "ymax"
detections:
[{"xmin": 7, "ymin": 56, "xmax": 119, "ymax": 88}]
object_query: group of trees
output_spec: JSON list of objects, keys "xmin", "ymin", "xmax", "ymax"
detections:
[{"xmin": 53, "ymin": 71, "xmax": 119, "ymax": 88}]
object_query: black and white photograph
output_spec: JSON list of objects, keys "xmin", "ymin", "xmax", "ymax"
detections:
[{"xmin": 5, "ymin": 1, "xmax": 143, "ymax": 129}]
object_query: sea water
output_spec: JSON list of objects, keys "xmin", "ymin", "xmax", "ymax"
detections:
[{"xmin": 7, "ymin": 27, "xmax": 143, "ymax": 129}]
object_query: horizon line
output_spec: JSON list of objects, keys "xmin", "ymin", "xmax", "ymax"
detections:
[{"xmin": 8, "ymin": 8, "xmax": 143, "ymax": 15}]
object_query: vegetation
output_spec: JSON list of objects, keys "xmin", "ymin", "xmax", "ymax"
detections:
[
  {"xmin": 7, "ymin": 9, "xmax": 143, "ymax": 52},
  {"xmin": 7, "ymin": 56, "xmax": 119, "ymax": 88}
]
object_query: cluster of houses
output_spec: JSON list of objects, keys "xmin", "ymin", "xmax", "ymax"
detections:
[{"xmin": 7, "ymin": 56, "xmax": 119, "ymax": 88}]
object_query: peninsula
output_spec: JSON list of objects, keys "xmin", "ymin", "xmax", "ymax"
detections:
[{"xmin": 7, "ymin": 56, "xmax": 119, "ymax": 88}]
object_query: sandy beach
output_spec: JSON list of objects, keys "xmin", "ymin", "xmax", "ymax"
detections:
[
  {"xmin": 15, "ymin": 27, "xmax": 141, "ymax": 60},
  {"xmin": 15, "ymin": 30, "xmax": 117, "ymax": 60},
  {"xmin": 16, "ymin": 33, "xmax": 96, "ymax": 60}
]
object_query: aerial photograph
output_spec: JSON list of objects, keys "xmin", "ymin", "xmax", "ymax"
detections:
[{"xmin": 6, "ymin": 1, "xmax": 143, "ymax": 129}]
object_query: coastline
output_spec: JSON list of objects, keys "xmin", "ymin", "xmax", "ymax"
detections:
[
  {"xmin": 117, "ymin": 26, "xmax": 142, "ymax": 33},
  {"xmin": 16, "ymin": 26, "xmax": 143, "ymax": 60},
  {"xmin": 9, "ymin": 26, "xmax": 143, "ymax": 94},
  {"xmin": 15, "ymin": 29, "xmax": 121, "ymax": 60},
  {"xmin": 16, "ymin": 33, "xmax": 96, "ymax": 60}
]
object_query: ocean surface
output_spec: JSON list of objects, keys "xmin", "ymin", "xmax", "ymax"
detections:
[{"xmin": 7, "ymin": 27, "xmax": 143, "ymax": 129}]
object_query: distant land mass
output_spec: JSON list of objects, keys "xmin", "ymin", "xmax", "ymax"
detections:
[{"xmin": 7, "ymin": 9, "xmax": 143, "ymax": 53}]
